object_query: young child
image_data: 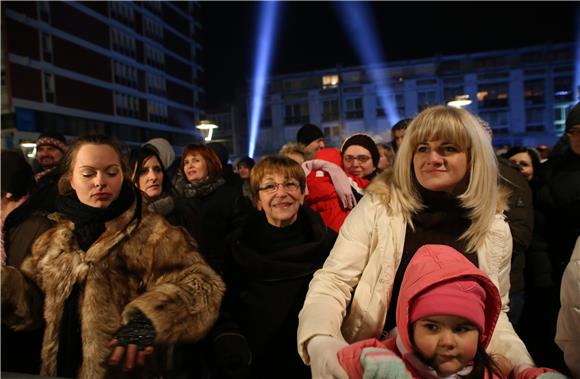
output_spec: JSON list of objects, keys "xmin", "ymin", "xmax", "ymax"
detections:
[{"xmin": 338, "ymin": 244, "xmax": 506, "ymax": 379}]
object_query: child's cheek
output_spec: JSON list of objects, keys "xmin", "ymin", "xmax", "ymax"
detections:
[{"xmin": 463, "ymin": 338, "xmax": 478, "ymax": 361}]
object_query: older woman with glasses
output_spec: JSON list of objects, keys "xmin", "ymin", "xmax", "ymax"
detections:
[{"xmin": 212, "ymin": 156, "xmax": 337, "ymax": 379}]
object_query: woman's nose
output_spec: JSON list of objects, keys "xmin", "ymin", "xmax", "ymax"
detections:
[
  {"xmin": 427, "ymin": 151, "xmax": 444, "ymax": 164},
  {"xmin": 95, "ymin": 173, "xmax": 107, "ymax": 187}
]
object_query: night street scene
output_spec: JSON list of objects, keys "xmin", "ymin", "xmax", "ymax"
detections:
[{"xmin": 1, "ymin": 2, "xmax": 579, "ymax": 379}]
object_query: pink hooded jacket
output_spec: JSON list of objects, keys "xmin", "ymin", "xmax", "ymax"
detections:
[{"xmin": 338, "ymin": 244, "xmax": 503, "ymax": 379}]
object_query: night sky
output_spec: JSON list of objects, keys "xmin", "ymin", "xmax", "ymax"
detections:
[{"xmin": 198, "ymin": 2, "xmax": 579, "ymax": 110}]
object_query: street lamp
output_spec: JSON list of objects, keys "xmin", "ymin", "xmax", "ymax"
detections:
[
  {"xmin": 19, "ymin": 141, "xmax": 37, "ymax": 158},
  {"xmin": 196, "ymin": 120, "xmax": 219, "ymax": 142},
  {"xmin": 447, "ymin": 94, "xmax": 472, "ymax": 108}
]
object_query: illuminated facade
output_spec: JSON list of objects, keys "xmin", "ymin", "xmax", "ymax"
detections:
[
  {"xmin": 246, "ymin": 42, "xmax": 578, "ymax": 156},
  {"xmin": 1, "ymin": 1, "xmax": 204, "ymax": 151}
]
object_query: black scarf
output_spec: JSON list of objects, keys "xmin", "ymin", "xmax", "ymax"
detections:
[
  {"xmin": 55, "ymin": 182, "xmax": 137, "ymax": 251},
  {"xmin": 176, "ymin": 173, "xmax": 226, "ymax": 199}
]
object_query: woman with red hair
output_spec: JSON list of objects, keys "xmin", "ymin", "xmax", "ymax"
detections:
[{"xmin": 174, "ymin": 144, "xmax": 251, "ymax": 274}]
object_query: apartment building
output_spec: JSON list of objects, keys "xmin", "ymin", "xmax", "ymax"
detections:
[
  {"xmin": 245, "ymin": 42, "xmax": 577, "ymax": 156},
  {"xmin": 1, "ymin": 1, "xmax": 204, "ymax": 152}
]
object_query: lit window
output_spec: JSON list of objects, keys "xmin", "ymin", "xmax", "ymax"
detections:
[
  {"xmin": 322, "ymin": 75, "xmax": 339, "ymax": 89},
  {"xmin": 477, "ymin": 91, "xmax": 488, "ymax": 102}
]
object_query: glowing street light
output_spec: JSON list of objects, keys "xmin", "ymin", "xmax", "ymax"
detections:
[
  {"xmin": 447, "ymin": 94, "xmax": 473, "ymax": 108},
  {"xmin": 196, "ymin": 120, "xmax": 218, "ymax": 142},
  {"xmin": 19, "ymin": 141, "xmax": 37, "ymax": 158}
]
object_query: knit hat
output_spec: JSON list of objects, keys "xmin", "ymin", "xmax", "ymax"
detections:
[
  {"xmin": 144, "ymin": 138, "xmax": 176, "ymax": 170},
  {"xmin": 340, "ymin": 133, "xmax": 380, "ymax": 168},
  {"xmin": 410, "ymin": 278, "xmax": 487, "ymax": 335},
  {"xmin": 297, "ymin": 123, "xmax": 324, "ymax": 146},
  {"xmin": 36, "ymin": 132, "xmax": 67, "ymax": 153},
  {"xmin": 565, "ymin": 102, "xmax": 580, "ymax": 132},
  {"xmin": 1, "ymin": 150, "xmax": 35, "ymax": 199},
  {"xmin": 237, "ymin": 156, "xmax": 255, "ymax": 169}
]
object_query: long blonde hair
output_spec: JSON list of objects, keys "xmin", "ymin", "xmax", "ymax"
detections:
[{"xmin": 391, "ymin": 105, "xmax": 499, "ymax": 253}]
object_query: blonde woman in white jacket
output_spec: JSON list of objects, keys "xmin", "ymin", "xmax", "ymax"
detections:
[
  {"xmin": 298, "ymin": 105, "xmax": 537, "ymax": 378},
  {"xmin": 555, "ymin": 236, "xmax": 580, "ymax": 378}
]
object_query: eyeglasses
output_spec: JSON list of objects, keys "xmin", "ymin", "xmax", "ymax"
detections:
[
  {"xmin": 258, "ymin": 180, "xmax": 300, "ymax": 193},
  {"xmin": 344, "ymin": 155, "xmax": 371, "ymax": 163}
]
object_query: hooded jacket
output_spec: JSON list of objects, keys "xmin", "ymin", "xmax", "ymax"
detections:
[
  {"xmin": 297, "ymin": 171, "xmax": 535, "ymax": 372},
  {"xmin": 1, "ymin": 201, "xmax": 225, "ymax": 378},
  {"xmin": 338, "ymin": 244, "xmax": 503, "ymax": 379},
  {"xmin": 305, "ymin": 148, "xmax": 368, "ymax": 232}
]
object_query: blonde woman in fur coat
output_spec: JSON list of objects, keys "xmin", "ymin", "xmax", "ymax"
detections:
[
  {"xmin": 1, "ymin": 135, "xmax": 225, "ymax": 378},
  {"xmin": 297, "ymin": 106, "xmax": 541, "ymax": 379}
]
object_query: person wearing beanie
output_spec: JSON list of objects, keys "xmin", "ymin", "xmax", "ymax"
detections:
[
  {"xmin": 35, "ymin": 131, "xmax": 67, "ymax": 172},
  {"xmin": 143, "ymin": 138, "xmax": 176, "ymax": 171},
  {"xmin": 296, "ymin": 123, "xmax": 325, "ymax": 160},
  {"xmin": 236, "ymin": 156, "xmax": 255, "ymax": 180},
  {"xmin": 521, "ymin": 101, "xmax": 580, "ymax": 373},
  {"xmin": 340, "ymin": 133, "xmax": 381, "ymax": 181},
  {"xmin": 29, "ymin": 132, "xmax": 67, "ymax": 213},
  {"xmin": 1, "ymin": 150, "xmax": 54, "ymax": 374},
  {"xmin": 337, "ymin": 244, "xmax": 565, "ymax": 379}
]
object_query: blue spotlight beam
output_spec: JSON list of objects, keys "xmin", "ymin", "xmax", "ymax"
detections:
[
  {"xmin": 575, "ymin": 6, "xmax": 580, "ymax": 101},
  {"xmin": 248, "ymin": 1, "xmax": 279, "ymax": 158},
  {"xmin": 336, "ymin": 2, "xmax": 401, "ymax": 128}
]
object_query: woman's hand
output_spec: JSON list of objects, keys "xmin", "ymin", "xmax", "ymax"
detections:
[
  {"xmin": 108, "ymin": 339, "xmax": 154, "ymax": 370},
  {"xmin": 307, "ymin": 335, "xmax": 349, "ymax": 379},
  {"xmin": 108, "ymin": 310, "xmax": 156, "ymax": 371}
]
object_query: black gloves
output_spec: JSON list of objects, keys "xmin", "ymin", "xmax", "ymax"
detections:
[{"xmin": 114, "ymin": 310, "xmax": 156, "ymax": 350}]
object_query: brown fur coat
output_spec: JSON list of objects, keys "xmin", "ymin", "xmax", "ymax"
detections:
[{"xmin": 2, "ymin": 201, "xmax": 225, "ymax": 378}]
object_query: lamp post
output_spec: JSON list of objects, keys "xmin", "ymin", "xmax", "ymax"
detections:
[
  {"xmin": 447, "ymin": 94, "xmax": 472, "ymax": 108},
  {"xmin": 196, "ymin": 120, "xmax": 219, "ymax": 142}
]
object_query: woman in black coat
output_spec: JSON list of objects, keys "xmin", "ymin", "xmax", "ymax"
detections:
[
  {"xmin": 213, "ymin": 156, "xmax": 337, "ymax": 379},
  {"xmin": 173, "ymin": 143, "xmax": 251, "ymax": 274}
]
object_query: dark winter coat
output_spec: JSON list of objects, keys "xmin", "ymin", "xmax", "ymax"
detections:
[
  {"xmin": 519, "ymin": 149, "xmax": 580, "ymax": 372},
  {"xmin": 218, "ymin": 206, "xmax": 337, "ymax": 379},
  {"xmin": 532, "ymin": 150, "xmax": 580, "ymax": 286},
  {"xmin": 1, "ymin": 201, "xmax": 225, "ymax": 379},
  {"xmin": 1, "ymin": 207, "xmax": 53, "ymax": 374},
  {"xmin": 498, "ymin": 158, "xmax": 534, "ymax": 294},
  {"xmin": 180, "ymin": 181, "xmax": 252, "ymax": 274}
]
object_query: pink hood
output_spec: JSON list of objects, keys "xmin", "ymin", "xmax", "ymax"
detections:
[{"xmin": 396, "ymin": 244, "xmax": 501, "ymax": 352}]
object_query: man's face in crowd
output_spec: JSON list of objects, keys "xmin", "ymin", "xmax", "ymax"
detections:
[
  {"xmin": 36, "ymin": 145, "xmax": 64, "ymax": 169},
  {"xmin": 305, "ymin": 138, "xmax": 325, "ymax": 157},
  {"xmin": 393, "ymin": 129, "xmax": 405, "ymax": 148},
  {"xmin": 568, "ymin": 125, "xmax": 580, "ymax": 156}
]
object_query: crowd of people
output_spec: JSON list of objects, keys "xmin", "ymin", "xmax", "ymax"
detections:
[{"xmin": 1, "ymin": 103, "xmax": 579, "ymax": 379}]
